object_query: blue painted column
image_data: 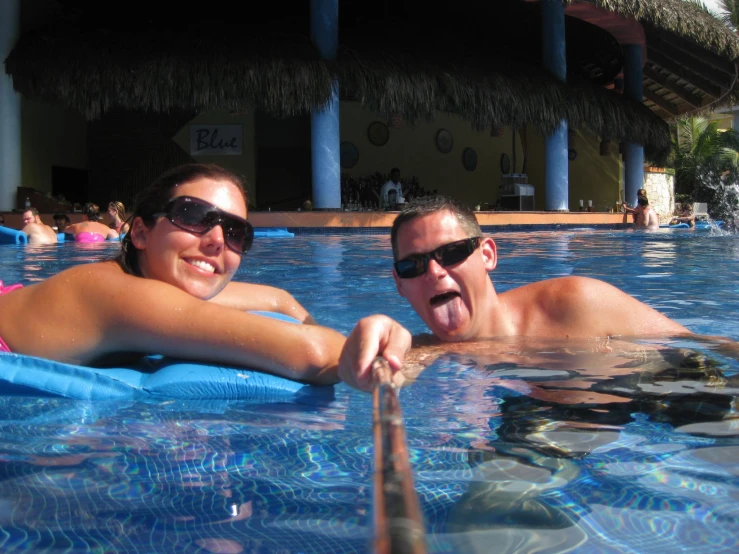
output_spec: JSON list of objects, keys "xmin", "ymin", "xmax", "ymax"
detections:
[
  {"xmin": 0, "ymin": 0, "xmax": 21, "ymax": 211},
  {"xmin": 542, "ymin": 0, "xmax": 569, "ymax": 211},
  {"xmin": 310, "ymin": 0, "xmax": 340, "ymax": 209},
  {"xmin": 623, "ymin": 44, "xmax": 644, "ymax": 208}
]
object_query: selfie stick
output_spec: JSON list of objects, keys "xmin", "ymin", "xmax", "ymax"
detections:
[{"xmin": 372, "ymin": 357, "xmax": 427, "ymax": 554}]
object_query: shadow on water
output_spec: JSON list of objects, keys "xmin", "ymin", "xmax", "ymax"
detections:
[{"xmin": 398, "ymin": 337, "xmax": 739, "ymax": 553}]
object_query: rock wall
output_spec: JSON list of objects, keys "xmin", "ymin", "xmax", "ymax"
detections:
[{"xmin": 643, "ymin": 168, "xmax": 675, "ymax": 222}]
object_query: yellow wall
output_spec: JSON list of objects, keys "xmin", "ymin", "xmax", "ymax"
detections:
[
  {"xmin": 172, "ymin": 109, "xmax": 257, "ymax": 205},
  {"xmin": 13, "ymin": 99, "xmax": 621, "ymax": 213},
  {"xmin": 20, "ymin": 98, "xmax": 88, "ymax": 193},
  {"xmin": 565, "ymin": 127, "xmax": 621, "ymax": 211},
  {"xmin": 339, "ymin": 102, "xmax": 621, "ymax": 211},
  {"xmin": 339, "ymin": 102, "xmax": 523, "ymax": 208}
]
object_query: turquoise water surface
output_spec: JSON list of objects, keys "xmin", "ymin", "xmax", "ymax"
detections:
[{"xmin": 0, "ymin": 228, "xmax": 737, "ymax": 553}]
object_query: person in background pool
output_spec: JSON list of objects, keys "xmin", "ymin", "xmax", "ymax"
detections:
[
  {"xmin": 0, "ymin": 163, "xmax": 369, "ymax": 386},
  {"xmin": 622, "ymin": 188, "xmax": 647, "ymax": 226},
  {"xmin": 633, "ymin": 195, "xmax": 660, "ymax": 230},
  {"xmin": 0, "ymin": 214, "xmax": 5, "ymax": 226},
  {"xmin": 108, "ymin": 201, "xmax": 131, "ymax": 235},
  {"xmin": 20, "ymin": 207, "xmax": 58, "ymax": 245},
  {"xmin": 339, "ymin": 195, "xmax": 692, "ymax": 391},
  {"xmin": 53, "ymin": 213, "xmax": 71, "ymax": 233},
  {"xmin": 670, "ymin": 203, "xmax": 696, "ymax": 227},
  {"xmin": 63, "ymin": 203, "xmax": 119, "ymax": 242}
]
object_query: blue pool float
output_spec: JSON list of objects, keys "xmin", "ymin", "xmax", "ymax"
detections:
[
  {"xmin": 254, "ymin": 227, "xmax": 294, "ymax": 238},
  {"xmin": 0, "ymin": 227, "xmax": 122, "ymax": 245},
  {"xmin": 0, "ymin": 312, "xmax": 325, "ymax": 400},
  {"xmin": 1, "ymin": 227, "xmax": 290, "ymax": 244},
  {"xmin": 0, "ymin": 225, "xmax": 27, "ymax": 245},
  {"xmin": 660, "ymin": 220, "xmax": 724, "ymax": 230}
]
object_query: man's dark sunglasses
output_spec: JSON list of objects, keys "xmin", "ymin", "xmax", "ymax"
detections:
[
  {"xmin": 394, "ymin": 236, "xmax": 483, "ymax": 279},
  {"xmin": 154, "ymin": 196, "xmax": 254, "ymax": 254}
]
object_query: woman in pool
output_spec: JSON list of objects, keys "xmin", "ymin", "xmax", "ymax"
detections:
[
  {"xmin": 108, "ymin": 201, "xmax": 131, "ymax": 235},
  {"xmin": 0, "ymin": 163, "xmax": 388, "ymax": 385},
  {"xmin": 64, "ymin": 203, "xmax": 119, "ymax": 242}
]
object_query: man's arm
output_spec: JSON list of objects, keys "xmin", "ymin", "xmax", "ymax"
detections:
[{"xmin": 338, "ymin": 315, "xmax": 412, "ymax": 391}]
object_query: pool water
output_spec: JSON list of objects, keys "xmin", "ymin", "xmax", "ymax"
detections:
[{"xmin": 0, "ymin": 229, "xmax": 738, "ymax": 553}]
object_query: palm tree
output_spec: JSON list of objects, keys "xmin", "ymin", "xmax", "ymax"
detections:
[
  {"xmin": 670, "ymin": 117, "xmax": 739, "ymax": 195},
  {"xmin": 717, "ymin": 0, "xmax": 739, "ymax": 32},
  {"xmin": 670, "ymin": 117, "xmax": 739, "ymax": 226}
]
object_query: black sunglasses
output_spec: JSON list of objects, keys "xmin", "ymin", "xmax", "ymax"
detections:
[
  {"xmin": 154, "ymin": 196, "xmax": 254, "ymax": 254},
  {"xmin": 394, "ymin": 237, "xmax": 483, "ymax": 279}
]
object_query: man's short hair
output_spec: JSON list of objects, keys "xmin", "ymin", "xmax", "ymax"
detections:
[
  {"xmin": 390, "ymin": 167, "xmax": 400, "ymax": 174},
  {"xmin": 24, "ymin": 207, "xmax": 40, "ymax": 218},
  {"xmin": 390, "ymin": 195, "xmax": 482, "ymax": 260},
  {"xmin": 53, "ymin": 213, "xmax": 71, "ymax": 223}
]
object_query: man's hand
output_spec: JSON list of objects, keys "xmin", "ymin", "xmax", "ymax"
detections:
[{"xmin": 339, "ymin": 315, "xmax": 412, "ymax": 391}]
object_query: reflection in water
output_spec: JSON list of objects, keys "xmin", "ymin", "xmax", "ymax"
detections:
[
  {"xmin": 403, "ymin": 339, "xmax": 739, "ymax": 553},
  {"xmin": 2, "ymin": 233, "xmax": 739, "ymax": 552},
  {"xmin": 0, "ymin": 394, "xmax": 369, "ymax": 554}
]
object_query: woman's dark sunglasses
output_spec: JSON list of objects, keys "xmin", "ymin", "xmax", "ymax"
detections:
[
  {"xmin": 154, "ymin": 196, "xmax": 254, "ymax": 254},
  {"xmin": 394, "ymin": 237, "xmax": 483, "ymax": 279}
]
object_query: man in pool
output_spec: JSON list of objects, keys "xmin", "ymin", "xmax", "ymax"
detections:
[
  {"xmin": 53, "ymin": 213, "xmax": 71, "ymax": 233},
  {"xmin": 339, "ymin": 195, "xmax": 691, "ymax": 391},
  {"xmin": 21, "ymin": 207, "xmax": 59, "ymax": 245}
]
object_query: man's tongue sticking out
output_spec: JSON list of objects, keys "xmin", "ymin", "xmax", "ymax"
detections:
[{"xmin": 429, "ymin": 291, "xmax": 466, "ymax": 333}]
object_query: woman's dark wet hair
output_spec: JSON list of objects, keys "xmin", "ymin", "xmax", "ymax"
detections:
[
  {"xmin": 390, "ymin": 195, "xmax": 482, "ymax": 260},
  {"xmin": 83, "ymin": 203, "xmax": 102, "ymax": 222},
  {"xmin": 116, "ymin": 163, "xmax": 246, "ymax": 276}
]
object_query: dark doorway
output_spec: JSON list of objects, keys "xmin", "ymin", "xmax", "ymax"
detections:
[
  {"xmin": 255, "ymin": 112, "xmax": 311, "ymax": 211},
  {"xmin": 52, "ymin": 166, "xmax": 89, "ymax": 205}
]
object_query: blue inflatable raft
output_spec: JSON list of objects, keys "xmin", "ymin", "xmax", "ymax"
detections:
[
  {"xmin": 0, "ymin": 226, "xmax": 294, "ymax": 244},
  {"xmin": 660, "ymin": 220, "xmax": 724, "ymax": 230},
  {"xmin": 0, "ymin": 312, "xmax": 327, "ymax": 400}
]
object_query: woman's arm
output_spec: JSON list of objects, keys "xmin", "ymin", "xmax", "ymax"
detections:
[
  {"xmin": 0, "ymin": 263, "xmax": 343, "ymax": 384},
  {"xmin": 211, "ymin": 282, "xmax": 316, "ymax": 324}
]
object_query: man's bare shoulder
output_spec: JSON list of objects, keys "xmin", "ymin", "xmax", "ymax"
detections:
[
  {"xmin": 498, "ymin": 276, "xmax": 631, "ymax": 336},
  {"xmin": 500, "ymin": 276, "xmax": 605, "ymax": 303}
]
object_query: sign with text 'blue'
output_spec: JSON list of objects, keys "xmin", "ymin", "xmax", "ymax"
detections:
[{"xmin": 190, "ymin": 125, "xmax": 243, "ymax": 156}]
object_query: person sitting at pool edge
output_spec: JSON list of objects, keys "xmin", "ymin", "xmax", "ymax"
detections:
[
  {"xmin": 339, "ymin": 195, "xmax": 692, "ymax": 391},
  {"xmin": 0, "ymin": 163, "xmax": 356, "ymax": 385},
  {"xmin": 63, "ymin": 203, "xmax": 119, "ymax": 242},
  {"xmin": 21, "ymin": 207, "xmax": 58, "ymax": 245},
  {"xmin": 670, "ymin": 203, "xmax": 695, "ymax": 227}
]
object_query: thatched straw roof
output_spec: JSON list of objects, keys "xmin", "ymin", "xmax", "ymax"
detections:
[
  {"xmin": 5, "ymin": 28, "xmax": 333, "ymax": 120},
  {"xmin": 338, "ymin": 49, "xmax": 670, "ymax": 161},
  {"xmin": 566, "ymin": 0, "xmax": 739, "ymax": 59},
  {"xmin": 5, "ymin": 0, "xmax": 739, "ymax": 163}
]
